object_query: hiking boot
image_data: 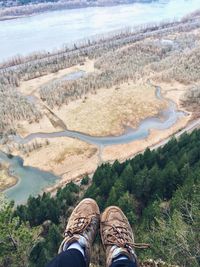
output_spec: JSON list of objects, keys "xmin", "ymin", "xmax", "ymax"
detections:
[
  {"xmin": 101, "ymin": 206, "xmax": 146, "ymax": 267},
  {"xmin": 59, "ymin": 198, "xmax": 100, "ymax": 267}
]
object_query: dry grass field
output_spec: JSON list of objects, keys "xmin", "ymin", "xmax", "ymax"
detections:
[
  {"xmin": 0, "ymin": 163, "xmax": 17, "ymax": 191},
  {"xmin": 54, "ymin": 81, "xmax": 166, "ymax": 136}
]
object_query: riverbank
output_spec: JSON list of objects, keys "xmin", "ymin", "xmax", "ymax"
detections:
[{"xmin": 0, "ymin": 162, "xmax": 18, "ymax": 191}]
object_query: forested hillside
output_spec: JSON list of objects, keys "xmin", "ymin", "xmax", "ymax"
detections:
[{"xmin": 1, "ymin": 129, "xmax": 199, "ymax": 266}]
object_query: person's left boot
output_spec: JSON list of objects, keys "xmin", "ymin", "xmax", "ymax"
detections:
[
  {"xmin": 100, "ymin": 206, "xmax": 150, "ymax": 267},
  {"xmin": 58, "ymin": 198, "xmax": 100, "ymax": 267}
]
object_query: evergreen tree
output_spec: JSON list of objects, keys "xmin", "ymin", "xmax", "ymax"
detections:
[{"xmin": 0, "ymin": 195, "xmax": 38, "ymax": 267}]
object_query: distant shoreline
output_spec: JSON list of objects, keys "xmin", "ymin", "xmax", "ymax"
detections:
[{"xmin": 0, "ymin": 0, "xmax": 156, "ymax": 21}]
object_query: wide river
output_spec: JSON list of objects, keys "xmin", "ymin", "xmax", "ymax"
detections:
[{"xmin": 0, "ymin": 0, "xmax": 200, "ymax": 62}]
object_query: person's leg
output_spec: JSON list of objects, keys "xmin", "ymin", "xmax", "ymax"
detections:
[
  {"xmin": 46, "ymin": 198, "xmax": 100, "ymax": 267},
  {"xmin": 100, "ymin": 206, "xmax": 149, "ymax": 267},
  {"xmin": 46, "ymin": 249, "xmax": 86, "ymax": 267},
  {"xmin": 110, "ymin": 258, "xmax": 137, "ymax": 267}
]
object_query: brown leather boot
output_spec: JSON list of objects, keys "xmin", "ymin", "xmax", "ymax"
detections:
[
  {"xmin": 101, "ymin": 206, "xmax": 148, "ymax": 267},
  {"xmin": 58, "ymin": 198, "xmax": 100, "ymax": 267}
]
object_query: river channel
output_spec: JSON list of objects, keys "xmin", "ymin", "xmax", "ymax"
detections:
[
  {"xmin": 13, "ymin": 87, "xmax": 185, "ymax": 146},
  {"xmin": 0, "ymin": 84, "xmax": 186, "ymax": 204}
]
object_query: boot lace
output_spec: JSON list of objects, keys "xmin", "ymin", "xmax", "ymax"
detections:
[
  {"xmin": 102, "ymin": 222, "xmax": 150, "ymax": 249},
  {"xmin": 64, "ymin": 216, "xmax": 93, "ymax": 237}
]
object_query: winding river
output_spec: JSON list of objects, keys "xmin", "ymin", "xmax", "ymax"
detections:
[
  {"xmin": 0, "ymin": 83, "xmax": 186, "ymax": 205},
  {"xmin": 13, "ymin": 87, "xmax": 185, "ymax": 147}
]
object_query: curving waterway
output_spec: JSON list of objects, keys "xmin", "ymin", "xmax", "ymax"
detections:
[
  {"xmin": 0, "ymin": 84, "xmax": 187, "ymax": 204},
  {"xmin": 0, "ymin": 0, "xmax": 200, "ymax": 62},
  {"xmin": 13, "ymin": 87, "xmax": 185, "ymax": 146}
]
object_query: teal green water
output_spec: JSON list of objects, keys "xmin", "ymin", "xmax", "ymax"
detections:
[{"xmin": 0, "ymin": 151, "xmax": 58, "ymax": 205}]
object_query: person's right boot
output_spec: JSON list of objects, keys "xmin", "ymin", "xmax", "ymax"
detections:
[
  {"xmin": 58, "ymin": 198, "xmax": 100, "ymax": 267},
  {"xmin": 100, "ymin": 206, "xmax": 148, "ymax": 267}
]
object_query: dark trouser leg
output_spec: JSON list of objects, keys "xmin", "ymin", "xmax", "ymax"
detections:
[
  {"xmin": 46, "ymin": 249, "xmax": 86, "ymax": 267},
  {"xmin": 110, "ymin": 259, "xmax": 138, "ymax": 267}
]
